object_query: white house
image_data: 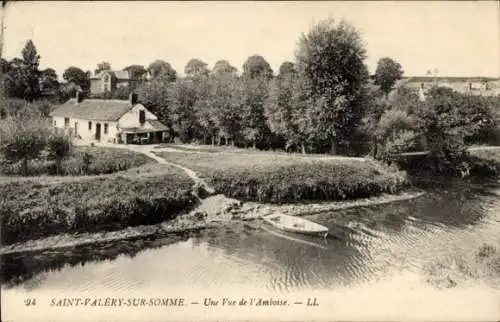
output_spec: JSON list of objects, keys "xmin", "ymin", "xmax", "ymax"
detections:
[{"xmin": 50, "ymin": 93, "xmax": 169, "ymax": 144}]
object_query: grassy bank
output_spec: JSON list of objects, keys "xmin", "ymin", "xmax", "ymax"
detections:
[
  {"xmin": 468, "ymin": 148, "xmax": 500, "ymax": 177},
  {"xmin": 0, "ymin": 164, "xmax": 197, "ymax": 245},
  {"xmin": 0, "ymin": 146, "xmax": 155, "ymax": 176},
  {"xmin": 154, "ymin": 151, "xmax": 408, "ymax": 203}
]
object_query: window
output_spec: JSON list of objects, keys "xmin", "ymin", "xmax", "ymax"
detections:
[
  {"xmin": 103, "ymin": 75, "xmax": 109, "ymax": 82},
  {"xmin": 104, "ymin": 123, "xmax": 108, "ymax": 134},
  {"xmin": 64, "ymin": 117, "xmax": 69, "ymax": 127},
  {"xmin": 88, "ymin": 121, "xmax": 92, "ymax": 130},
  {"xmin": 139, "ymin": 110, "xmax": 145, "ymax": 124},
  {"xmin": 54, "ymin": 120, "xmax": 56, "ymax": 126}
]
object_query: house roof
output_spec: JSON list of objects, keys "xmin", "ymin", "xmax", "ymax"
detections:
[
  {"xmin": 148, "ymin": 120, "xmax": 169, "ymax": 131},
  {"xmin": 90, "ymin": 70, "xmax": 130, "ymax": 80},
  {"xmin": 50, "ymin": 99, "xmax": 138, "ymax": 121},
  {"xmin": 120, "ymin": 120, "xmax": 169, "ymax": 133}
]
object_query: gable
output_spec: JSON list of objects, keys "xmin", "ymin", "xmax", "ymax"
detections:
[
  {"xmin": 50, "ymin": 99, "xmax": 133, "ymax": 121},
  {"xmin": 117, "ymin": 104, "xmax": 158, "ymax": 128}
]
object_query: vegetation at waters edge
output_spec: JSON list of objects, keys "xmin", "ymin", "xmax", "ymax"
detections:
[
  {"xmin": 3, "ymin": 18, "xmax": 499, "ymax": 176},
  {"xmin": 155, "ymin": 151, "xmax": 408, "ymax": 203},
  {"xmin": 0, "ymin": 146, "xmax": 155, "ymax": 176},
  {"xmin": 467, "ymin": 149, "xmax": 500, "ymax": 177},
  {"xmin": 424, "ymin": 243, "xmax": 500, "ymax": 289},
  {"xmin": 0, "ymin": 164, "xmax": 196, "ymax": 245}
]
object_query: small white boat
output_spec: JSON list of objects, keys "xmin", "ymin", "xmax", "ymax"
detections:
[{"xmin": 262, "ymin": 213, "xmax": 329, "ymax": 238}]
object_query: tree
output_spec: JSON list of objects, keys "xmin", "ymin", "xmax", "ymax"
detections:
[
  {"xmin": 264, "ymin": 73, "xmax": 295, "ymax": 150},
  {"xmin": 239, "ymin": 77, "xmax": 270, "ymax": 148},
  {"xmin": 147, "ymin": 60, "xmax": 177, "ymax": 82},
  {"xmin": 278, "ymin": 61, "xmax": 295, "ymax": 78},
  {"xmin": 94, "ymin": 61, "xmax": 111, "ymax": 75},
  {"xmin": 242, "ymin": 55, "xmax": 273, "ymax": 80},
  {"xmin": 39, "ymin": 68, "xmax": 59, "ymax": 95},
  {"xmin": 374, "ymin": 57, "xmax": 404, "ymax": 97},
  {"xmin": 123, "ymin": 64, "xmax": 147, "ymax": 90},
  {"xmin": 46, "ymin": 129, "xmax": 73, "ymax": 175},
  {"xmin": 135, "ymin": 78, "xmax": 171, "ymax": 126},
  {"xmin": 373, "ymin": 108, "xmax": 419, "ymax": 160},
  {"xmin": 6, "ymin": 40, "xmax": 41, "ymax": 101},
  {"xmin": 167, "ymin": 78, "xmax": 201, "ymax": 142},
  {"xmin": 212, "ymin": 60, "xmax": 237, "ymax": 76},
  {"xmin": 295, "ymin": 18, "xmax": 369, "ymax": 154},
  {"xmin": 0, "ymin": 116, "xmax": 48, "ymax": 176},
  {"xmin": 123, "ymin": 64, "xmax": 147, "ymax": 79},
  {"xmin": 184, "ymin": 58, "xmax": 209, "ymax": 78},
  {"xmin": 208, "ymin": 74, "xmax": 243, "ymax": 146},
  {"xmin": 62, "ymin": 67, "xmax": 89, "ymax": 91}
]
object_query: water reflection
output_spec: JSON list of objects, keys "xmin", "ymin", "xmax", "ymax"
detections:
[
  {"xmin": 1, "ymin": 181, "xmax": 499, "ymax": 293},
  {"xmin": 1, "ymin": 232, "xmax": 195, "ymax": 289}
]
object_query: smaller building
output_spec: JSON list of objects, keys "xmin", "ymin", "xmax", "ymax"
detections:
[
  {"xmin": 50, "ymin": 93, "xmax": 169, "ymax": 144},
  {"xmin": 89, "ymin": 70, "xmax": 132, "ymax": 95}
]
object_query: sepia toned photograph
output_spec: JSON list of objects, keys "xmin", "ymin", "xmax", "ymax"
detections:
[{"xmin": 0, "ymin": 1, "xmax": 499, "ymax": 321}]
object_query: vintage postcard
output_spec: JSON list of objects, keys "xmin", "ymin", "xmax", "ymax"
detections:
[{"xmin": 1, "ymin": 1, "xmax": 499, "ymax": 321}]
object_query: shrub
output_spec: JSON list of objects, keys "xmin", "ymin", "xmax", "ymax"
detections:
[
  {"xmin": 46, "ymin": 130, "xmax": 73, "ymax": 175},
  {"xmin": 0, "ymin": 146, "xmax": 154, "ymax": 176},
  {"xmin": 0, "ymin": 117, "xmax": 49, "ymax": 176}
]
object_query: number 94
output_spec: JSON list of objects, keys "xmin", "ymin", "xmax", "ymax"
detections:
[{"xmin": 24, "ymin": 298, "xmax": 36, "ymax": 306}]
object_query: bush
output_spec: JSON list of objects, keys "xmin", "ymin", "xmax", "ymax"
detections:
[
  {"xmin": 46, "ymin": 130, "xmax": 73, "ymax": 175},
  {"xmin": 0, "ymin": 117, "xmax": 50, "ymax": 176},
  {"xmin": 0, "ymin": 146, "xmax": 154, "ymax": 176}
]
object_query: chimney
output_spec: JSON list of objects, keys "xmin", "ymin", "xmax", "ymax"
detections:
[
  {"xmin": 75, "ymin": 91, "xmax": 83, "ymax": 104},
  {"xmin": 129, "ymin": 92, "xmax": 138, "ymax": 105}
]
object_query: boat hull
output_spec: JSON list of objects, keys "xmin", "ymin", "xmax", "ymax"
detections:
[{"xmin": 262, "ymin": 214, "xmax": 329, "ymax": 238}]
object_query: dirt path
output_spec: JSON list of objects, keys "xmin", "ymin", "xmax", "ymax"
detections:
[
  {"xmin": 94, "ymin": 143, "xmax": 215, "ymax": 195},
  {"xmin": 468, "ymin": 146, "xmax": 500, "ymax": 151},
  {"xmin": 153, "ymin": 145, "xmax": 367, "ymax": 162}
]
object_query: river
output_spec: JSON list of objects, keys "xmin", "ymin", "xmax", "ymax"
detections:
[{"xmin": 2, "ymin": 179, "xmax": 500, "ymax": 321}]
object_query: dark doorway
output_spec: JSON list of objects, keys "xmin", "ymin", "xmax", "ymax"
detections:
[{"xmin": 95, "ymin": 123, "xmax": 101, "ymax": 141}]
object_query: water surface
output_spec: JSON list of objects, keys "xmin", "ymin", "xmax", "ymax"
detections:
[{"xmin": 2, "ymin": 180, "xmax": 500, "ymax": 320}]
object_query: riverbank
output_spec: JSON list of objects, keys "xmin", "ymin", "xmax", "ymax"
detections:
[
  {"xmin": 0, "ymin": 188, "xmax": 426, "ymax": 255},
  {"xmin": 8, "ymin": 143, "xmax": 500, "ymax": 251},
  {"xmin": 154, "ymin": 150, "xmax": 409, "ymax": 203},
  {"xmin": 0, "ymin": 163, "xmax": 198, "ymax": 245}
]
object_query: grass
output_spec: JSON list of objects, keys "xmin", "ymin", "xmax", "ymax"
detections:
[
  {"xmin": 0, "ymin": 146, "xmax": 155, "ymax": 176},
  {"xmin": 0, "ymin": 164, "xmax": 197, "ymax": 245},
  {"xmin": 155, "ymin": 151, "xmax": 408, "ymax": 204},
  {"xmin": 468, "ymin": 148, "xmax": 500, "ymax": 177}
]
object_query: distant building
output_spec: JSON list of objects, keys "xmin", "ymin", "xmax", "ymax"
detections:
[
  {"xmin": 89, "ymin": 70, "xmax": 131, "ymax": 95},
  {"xmin": 418, "ymin": 83, "xmax": 426, "ymax": 101},
  {"xmin": 50, "ymin": 92, "xmax": 169, "ymax": 144}
]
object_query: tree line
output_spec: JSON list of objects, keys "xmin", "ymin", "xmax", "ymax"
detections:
[{"xmin": 1, "ymin": 17, "xmax": 497, "ymax": 173}]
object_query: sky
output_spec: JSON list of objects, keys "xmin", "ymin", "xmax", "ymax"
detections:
[{"xmin": 1, "ymin": 1, "xmax": 499, "ymax": 80}]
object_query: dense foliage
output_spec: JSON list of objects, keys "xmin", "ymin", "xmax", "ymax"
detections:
[
  {"xmin": 374, "ymin": 57, "xmax": 404, "ymax": 97},
  {"xmin": 0, "ymin": 145, "xmax": 155, "ymax": 176},
  {"xmin": 365, "ymin": 85, "xmax": 498, "ymax": 176},
  {"xmin": 2, "ymin": 19, "xmax": 498, "ymax": 177}
]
